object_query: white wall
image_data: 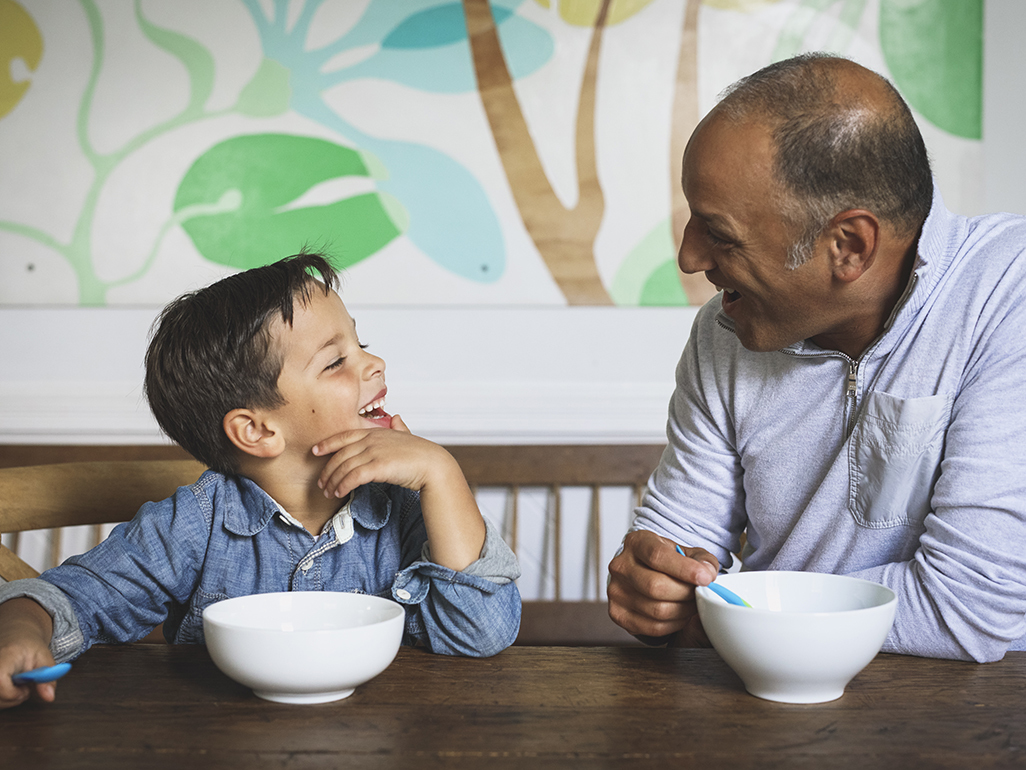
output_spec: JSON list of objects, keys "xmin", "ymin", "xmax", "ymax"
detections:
[
  {"xmin": 0, "ymin": 305, "xmax": 695, "ymax": 445},
  {"xmin": 2, "ymin": 0, "xmax": 1023, "ymax": 447}
]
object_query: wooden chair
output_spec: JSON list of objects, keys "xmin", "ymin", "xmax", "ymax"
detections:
[
  {"xmin": 0, "ymin": 459, "xmax": 207, "ymax": 582},
  {"xmin": 0, "ymin": 444, "xmax": 666, "ymax": 646},
  {"xmin": 448, "ymin": 445, "xmax": 663, "ymax": 646}
]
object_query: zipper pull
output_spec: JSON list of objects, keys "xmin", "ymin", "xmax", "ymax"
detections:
[{"xmin": 846, "ymin": 361, "xmax": 858, "ymax": 396}]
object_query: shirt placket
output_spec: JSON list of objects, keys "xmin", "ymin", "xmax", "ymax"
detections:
[{"xmin": 280, "ymin": 502, "xmax": 354, "ymax": 590}]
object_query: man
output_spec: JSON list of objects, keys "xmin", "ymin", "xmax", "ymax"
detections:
[{"xmin": 608, "ymin": 53, "xmax": 1026, "ymax": 661}]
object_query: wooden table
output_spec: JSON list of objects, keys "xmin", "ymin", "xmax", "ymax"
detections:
[{"xmin": 2, "ymin": 645, "xmax": 1023, "ymax": 769}]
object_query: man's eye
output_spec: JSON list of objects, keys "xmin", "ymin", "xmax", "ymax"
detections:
[
  {"xmin": 706, "ymin": 229, "xmax": 731, "ymax": 247},
  {"xmin": 325, "ymin": 358, "xmax": 345, "ymax": 371}
]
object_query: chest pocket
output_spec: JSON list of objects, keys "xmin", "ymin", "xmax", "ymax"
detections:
[{"xmin": 849, "ymin": 390, "xmax": 952, "ymax": 529}]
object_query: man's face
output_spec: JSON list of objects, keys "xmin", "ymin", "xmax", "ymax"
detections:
[
  {"xmin": 270, "ymin": 288, "xmax": 392, "ymax": 453},
  {"xmin": 677, "ymin": 112, "xmax": 840, "ymax": 353}
]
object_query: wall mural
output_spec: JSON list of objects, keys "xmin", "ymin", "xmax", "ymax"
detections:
[{"xmin": 0, "ymin": 0, "xmax": 982, "ymax": 307}]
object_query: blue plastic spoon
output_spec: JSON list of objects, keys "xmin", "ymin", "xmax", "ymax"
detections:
[
  {"xmin": 675, "ymin": 544, "xmax": 752, "ymax": 607},
  {"xmin": 12, "ymin": 662, "xmax": 72, "ymax": 685}
]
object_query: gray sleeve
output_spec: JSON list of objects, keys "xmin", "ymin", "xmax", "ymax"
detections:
[
  {"xmin": 0, "ymin": 578, "xmax": 85, "ymax": 662},
  {"xmin": 420, "ymin": 516, "xmax": 521, "ymax": 584}
]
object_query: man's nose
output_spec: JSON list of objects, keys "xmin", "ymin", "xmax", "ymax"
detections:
[{"xmin": 677, "ymin": 226, "xmax": 714, "ymax": 275}]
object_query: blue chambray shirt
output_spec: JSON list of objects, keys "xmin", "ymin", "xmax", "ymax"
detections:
[{"xmin": 2, "ymin": 471, "xmax": 521, "ymax": 660}]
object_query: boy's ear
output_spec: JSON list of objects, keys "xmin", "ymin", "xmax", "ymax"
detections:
[
  {"xmin": 826, "ymin": 209, "xmax": 879, "ymax": 283},
  {"xmin": 223, "ymin": 408, "xmax": 284, "ymax": 459}
]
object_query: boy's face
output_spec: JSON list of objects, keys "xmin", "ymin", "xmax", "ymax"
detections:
[{"xmin": 270, "ymin": 287, "xmax": 391, "ymax": 451}]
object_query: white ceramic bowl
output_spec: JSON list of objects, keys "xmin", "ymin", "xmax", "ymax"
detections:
[
  {"xmin": 203, "ymin": 591, "xmax": 405, "ymax": 704},
  {"xmin": 695, "ymin": 571, "xmax": 896, "ymax": 704}
]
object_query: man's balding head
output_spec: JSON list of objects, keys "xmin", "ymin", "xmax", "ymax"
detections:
[{"xmin": 710, "ymin": 54, "xmax": 932, "ymax": 268}]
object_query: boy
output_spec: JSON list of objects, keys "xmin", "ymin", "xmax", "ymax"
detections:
[{"xmin": 0, "ymin": 253, "xmax": 521, "ymax": 709}]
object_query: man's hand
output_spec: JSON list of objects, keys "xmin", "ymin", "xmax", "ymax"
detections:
[{"xmin": 607, "ymin": 530, "xmax": 719, "ymax": 646}]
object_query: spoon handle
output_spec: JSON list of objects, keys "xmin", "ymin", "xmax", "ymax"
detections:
[
  {"xmin": 675, "ymin": 544, "xmax": 752, "ymax": 607},
  {"xmin": 12, "ymin": 662, "xmax": 72, "ymax": 685},
  {"xmin": 706, "ymin": 582, "xmax": 752, "ymax": 607}
]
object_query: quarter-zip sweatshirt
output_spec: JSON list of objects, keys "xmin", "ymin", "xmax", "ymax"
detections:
[{"xmin": 634, "ymin": 189, "xmax": 1026, "ymax": 661}]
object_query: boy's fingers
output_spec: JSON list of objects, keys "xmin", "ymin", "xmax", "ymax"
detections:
[
  {"xmin": 35, "ymin": 682, "xmax": 56, "ymax": 703},
  {"xmin": 390, "ymin": 414, "xmax": 409, "ymax": 433},
  {"xmin": 311, "ymin": 430, "xmax": 367, "ymax": 457}
]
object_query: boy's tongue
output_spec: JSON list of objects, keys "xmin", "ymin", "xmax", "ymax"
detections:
[{"xmin": 361, "ymin": 405, "xmax": 392, "ymax": 428}]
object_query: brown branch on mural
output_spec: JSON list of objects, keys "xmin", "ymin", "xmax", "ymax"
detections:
[
  {"xmin": 670, "ymin": 0, "xmax": 717, "ymax": 306},
  {"xmin": 463, "ymin": 0, "xmax": 612, "ymax": 305}
]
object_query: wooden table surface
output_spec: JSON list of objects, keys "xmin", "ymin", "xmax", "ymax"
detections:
[{"xmin": 2, "ymin": 645, "xmax": 1023, "ymax": 769}]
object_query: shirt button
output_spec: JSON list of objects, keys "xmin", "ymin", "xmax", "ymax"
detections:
[
  {"xmin": 395, "ymin": 588, "xmax": 411, "ymax": 601},
  {"xmin": 300, "ymin": 560, "xmax": 312, "ymax": 573}
]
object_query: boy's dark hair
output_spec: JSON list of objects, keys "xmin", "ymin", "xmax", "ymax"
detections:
[{"xmin": 144, "ymin": 253, "xmax": 340, "ymax": 476}]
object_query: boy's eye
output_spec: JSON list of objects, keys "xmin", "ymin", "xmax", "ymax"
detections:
[{"xmin": 324, "ymin": 358, "xmax": 345, "ymax": 371}]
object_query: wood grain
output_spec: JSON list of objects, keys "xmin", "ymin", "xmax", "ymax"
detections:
[{"xmin": 3, "ymin": 645, "xmax": 1022, "ymax": 769}]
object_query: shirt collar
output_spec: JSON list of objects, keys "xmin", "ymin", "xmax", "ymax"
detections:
[{"xmin": 220, "ymin": 475, "xmax": 394, "ymax": 537}]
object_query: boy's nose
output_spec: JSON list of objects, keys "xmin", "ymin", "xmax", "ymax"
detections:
[{"xmin": 363, "ymin": 351, "xmax": 385, "ymax": 378}]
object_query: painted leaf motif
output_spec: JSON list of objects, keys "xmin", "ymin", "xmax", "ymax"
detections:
[
  {"xmin": 880, "ymin": 0, "xmax": 982, "ymax": 140},
  {"xmin": 533, "ymin": 0, "xmax": 656, "ymax": 25},
  {"xmin": 336, "ymin": 2, "xmax": 550, "ymax": 93},
  {"xmin": 173, "ymin": 134, "xmax": 405, "ymax": 270},
  {"xmin": 0, "ymin": 0, "xmax": 43, "ymax": 119}
]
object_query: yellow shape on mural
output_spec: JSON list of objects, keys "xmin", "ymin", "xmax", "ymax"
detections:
[
  {"xmin": 702, "ymin": 0, "xmax": 782, "ymax": 10},
  {"xmin": 534, "ymin": 0, "xmax": 656, "ymax": 26},
  {"xmin": 0, "ymin": 0, "xmax": 42, "ymax": 119}
]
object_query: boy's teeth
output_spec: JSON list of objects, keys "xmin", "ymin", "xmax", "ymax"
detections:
[{"xmin": 358, "ymin": 399, "xmax": 385, "ymax": 415}]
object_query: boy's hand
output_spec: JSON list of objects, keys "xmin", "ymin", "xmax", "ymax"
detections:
[
  {"xmin": 313, "ymin": 414, "xmax": 453, "ymax": 500},
  {"xmin": 0, "ymin": 598, "xmax": 58, "ymax": 709},
  {"xmin": 313, "ymin": 415, "xmax": 487, "ymax": 571}
]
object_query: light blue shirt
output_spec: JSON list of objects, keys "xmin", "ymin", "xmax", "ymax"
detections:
[
  {"xmin": 1, "ymin": 471, "xmax": 521, "ymax": 660},
  {"xmin": 634, "ymin": 190, "xmax": 1026, "ymax": 662}
]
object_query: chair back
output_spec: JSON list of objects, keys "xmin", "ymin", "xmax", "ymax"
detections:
[
  {"xmin": 0, "ymin": 445, "xmax": 666, "ymax": 646},
  {"xmin": 0, "ymin": 459, "xmax": 206, "ymax": 581}
]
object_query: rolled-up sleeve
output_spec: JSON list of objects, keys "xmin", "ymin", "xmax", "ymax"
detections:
[
  {"xmin": 395, "ymin": 517, "xmax": 522, "ymax": 657},
  {"xmin": 0, "ymin": 578, "xmax": 84, "ymax": 662}
]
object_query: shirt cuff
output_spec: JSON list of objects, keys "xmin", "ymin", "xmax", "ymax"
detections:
[
  {"xmin": 0, "ymin": 578, "xmax": 84, "ymax": 662},
  {"xmin": 416, "ymin": 516, "xmax": 520, "ymax": 586},
  {"xmin": 395, "ymin": 518, "xmax": 521, "ymax": 605}
]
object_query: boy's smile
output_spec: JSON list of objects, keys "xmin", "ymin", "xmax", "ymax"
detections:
[
  {"xmin": 358, "ymin": 388, "xmax": 392, "ymax": 429},
  {"xmin": 271, "ymin": 286, "xmax": 392, "ymax": 451}
]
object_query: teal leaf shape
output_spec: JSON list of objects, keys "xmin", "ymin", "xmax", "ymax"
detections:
[
  {"xmin": 174, "ymin": 134, "xmax": 405, "ymax": 270},
  {"xmin": 383, "ymin": 4, "xmax": 512, "ymax": 49}
]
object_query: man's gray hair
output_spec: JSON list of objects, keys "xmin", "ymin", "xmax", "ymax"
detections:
[{"xmin": 716, "ymin": 53, "xmax": 933, "ymax": 269}]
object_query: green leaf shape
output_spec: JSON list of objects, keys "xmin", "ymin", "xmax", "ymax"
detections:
[
  {"xmin": 639, "ymin": 260, "xmax": 688, "ymax": 306},
  {"xmin": 611, "ymin": 218, "xmax": 686, "ymax": 306},
  {"xmin": 879, "ymin": 0, "xmax": 982, "ymax": 140},
  {"xmin": 174, "ymin": 134, "xmax": 405, "ymax": 270},
  {"xmin": 134, "ymin": 0, "xmax": 214, "ymax": 116},
  {"xmin": 0, "ymin": 0, "xmax": 43, "ymax": 119},
  {"xmin": 235, "ymin": 58, "xmax": 292, "ymax": 117}
]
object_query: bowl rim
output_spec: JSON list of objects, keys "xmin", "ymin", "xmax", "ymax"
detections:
[
  {"xmin": 696, "ymin": 570, "xmax": 897, "ymax": 616},
  {"xmin": 202, "ymin": 590, "xmax": 405, "ymax": 631}
]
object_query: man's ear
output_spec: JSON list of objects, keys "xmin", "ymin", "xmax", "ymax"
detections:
[
  {"xmin": 223, "ymin": 408, "xmax": 284, "ymax": 459},
  {"xmin": 826, "ymin": 209, "xmax": 879, "ymax": 283}
]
